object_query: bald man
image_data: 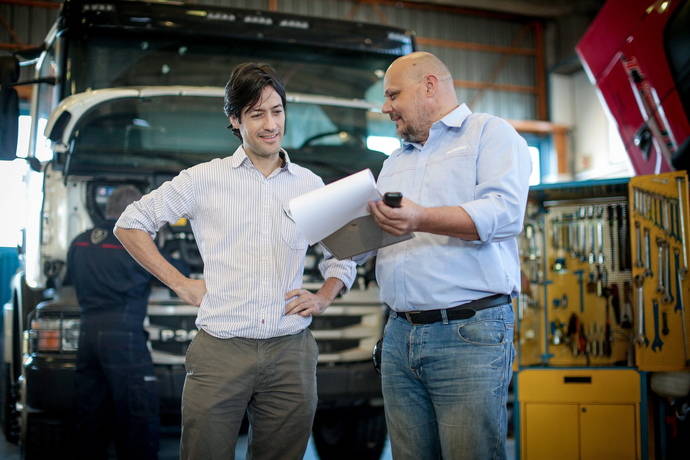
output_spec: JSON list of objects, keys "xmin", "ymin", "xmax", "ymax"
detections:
[{"xmin": 368, "ymin": 52, "xmax": 531, "ymax": 459}]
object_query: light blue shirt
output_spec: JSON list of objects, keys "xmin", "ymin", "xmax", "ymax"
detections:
[{"xmin": 375, "ymin": 104, "xmax": 531, "ymax": 312}]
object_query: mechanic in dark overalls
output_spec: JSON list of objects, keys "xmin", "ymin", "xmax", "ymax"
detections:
[{"xmin": 67, "ymin": 185, "xmax": 159, "ymax": 460}]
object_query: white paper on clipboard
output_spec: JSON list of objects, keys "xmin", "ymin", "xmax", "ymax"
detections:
[{"xmin": 288, "ymin": 169, "xmax": 413, "ymax": 259}]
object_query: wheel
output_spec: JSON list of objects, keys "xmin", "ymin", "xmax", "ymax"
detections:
[
  {"xmin": 1, "ymin": 363, "xmax": 19, "ymax": 443},
  {"xmin": 20, "ymin": 412, "xmax": 73, "ymax": 460},
  {"xmin": 312, "ymin": 406, "xmax": 387, "ymax": 460}
]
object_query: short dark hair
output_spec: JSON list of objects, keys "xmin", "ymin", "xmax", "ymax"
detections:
[
  {"xmin": 106, "ymin": 185, "xmax": 142, "ymax": 219},
  {"xmin": 223, "ymin": 63, "xmax": 287, "ymax": 140}
]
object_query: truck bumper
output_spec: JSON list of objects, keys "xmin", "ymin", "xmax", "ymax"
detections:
[
  {"xmin": 23, "ymin": 358, "xmax": 381, "ymax": 414},
  {"xmin": 23, "ymin": 355, "xmax": 76, "ymax": 413},
  {"xmin": 316, "ymin": 361, "xmax": 382, "ymax": 407}
]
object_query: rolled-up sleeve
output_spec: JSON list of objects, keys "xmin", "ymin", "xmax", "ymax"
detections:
[
  {"xmin": 318, "ymin": 250, "xmax": 357, "ymax": 292},
  {"xmin": 460, "ymin": 118, "xmax": 531, "ymax": 243},
  {"xmin": 116, "ymin": 169, "xmax": 195, "ymax": 237}
]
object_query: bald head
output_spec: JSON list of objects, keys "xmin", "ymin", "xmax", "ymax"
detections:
[
  {"xmin": 382, "ymin": 52, "xmax": 458, "ymax": 144},
  {"xmin": 388, "ymin": 52, "xmax": 454, "ymax": 90}
]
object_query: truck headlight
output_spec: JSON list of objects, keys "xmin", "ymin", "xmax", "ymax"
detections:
[{"xmin": 29, "ymin": 317, "xmax": 80, "ymax": 353}]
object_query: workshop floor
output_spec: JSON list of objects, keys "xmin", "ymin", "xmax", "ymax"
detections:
[{"xmin": 0, "ymin": 429, "xmax": 515, "ymax": 459}]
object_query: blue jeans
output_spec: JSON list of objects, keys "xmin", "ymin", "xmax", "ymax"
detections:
[{"xmin": 381, "ymin": 304, "xmax": 514, "ymax": 460}]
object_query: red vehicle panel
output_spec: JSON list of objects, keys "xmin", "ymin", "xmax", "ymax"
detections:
[{"xmin": 576, "ymin": 0, "xmax": 690, "ymax": 175}]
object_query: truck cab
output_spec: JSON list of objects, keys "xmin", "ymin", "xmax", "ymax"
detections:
[{"xmin": 0, "ymin": 1, "xmax": 414, "ymax": 458}]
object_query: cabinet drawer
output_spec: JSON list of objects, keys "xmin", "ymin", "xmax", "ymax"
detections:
[{"xmin": 518, "ymin": 369, "xmax": 640, "ymax": 403}]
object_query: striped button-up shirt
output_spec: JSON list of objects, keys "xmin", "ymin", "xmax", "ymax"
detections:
[{"xmin": 116, "ymin": 146, "xmax": 356, "ymax": 339}]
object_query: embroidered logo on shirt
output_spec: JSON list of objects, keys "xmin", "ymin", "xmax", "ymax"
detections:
[{"xmin": 90, "ymin": 228, "xmax": 108, "ymax": 244}]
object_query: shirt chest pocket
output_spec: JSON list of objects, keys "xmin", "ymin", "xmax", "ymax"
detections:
[
  {"xmin": 424, "ymin": 148, "xmax": 477, "ymax": 204},
  {"xmin": 378, "ymin": 165, "xmax": 417, "ymax": 195},
  {"xmin": 281, "ymin": 207, "xmax": 309, "ymax": 251}
]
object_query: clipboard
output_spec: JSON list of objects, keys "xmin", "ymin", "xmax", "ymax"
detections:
[{"xmin": 320, "ymin": 214, "xmax": 413, "ymax": 260}]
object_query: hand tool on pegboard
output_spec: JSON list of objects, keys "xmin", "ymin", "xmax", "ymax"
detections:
[
  {"xmin": 620, "ymin": 204, "xmax": 631, "ymax": 270},
  {"xmin": 610, "ymin": 283, "xmax": 621, "ymax": 326},
  {"xmin": 651, "ymin": 299, "xmax": 664, "ymax": 352},
  {"xmin": 604, "ymin": 292, "xmax": 613, "ymax": 357},
  {"xmin": 644, "ymin": 227, "xmax": 653, "ymax": 277},
  {"xmin": 634, "ymin": 275, "xmax": 649, "ymax": 347},
  {"xmin": 635, "ymin": 221, "xmax": 644, "ymax": 269},
  {"xmin": 662, "ymin": 311, "xmax": 669, "ymax": 336},
  {"xmin": 675, "ymin": 176, "xmax": 689, "ymax": 364},
  {"xmin": 608, "ymin": 204, "xmax": 619, "ymax": 272},
  {"xmin": 663, "ymin": 237, "xmax": 674, "ymax": 304},
  {"xmin": 657, "ymin": 237, "xmax": 666, "ymax": 295},
  {"xmin": 621, "ymin": 281, "xmax": 633, "ymax": 329},
  {"xmin": 575, "ymin": 270, "xmax": 585, "ymax": 313}
]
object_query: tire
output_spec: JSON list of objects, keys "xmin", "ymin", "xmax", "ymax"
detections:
[
  {"xmin": 313, "ymin": 406, "xmax": 387, "ymax": 460},
  {"xmin": 20, "ymin": 413, "xmax": 72, "ymax": 460},
  {"xmin": 1, "ymin": 363, "xmax": 19, "ymax": 444}
]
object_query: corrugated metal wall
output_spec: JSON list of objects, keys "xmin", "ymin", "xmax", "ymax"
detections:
[
  {"xmin": 0, "ymin": 1, "xmax": 60, "ymax": 47},
  {"xmin": 1, "ymin": 0, "xmax": 540, "ymax": 120}
]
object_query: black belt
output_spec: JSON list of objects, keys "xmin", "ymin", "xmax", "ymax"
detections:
[{"xmin": 395, "ymin": 294, "xmax": 511, "ymax": 325}]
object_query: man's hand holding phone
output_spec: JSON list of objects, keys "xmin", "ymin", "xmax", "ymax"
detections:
[{"xmin": 370, "ymin": 191, "xmax": 424, "ymax": 236}]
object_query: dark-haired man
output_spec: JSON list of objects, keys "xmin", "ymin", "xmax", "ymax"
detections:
[
  {"xmin": 68, "ymin": 185, "xmax": 159, "ymax": 460},
  {"xmin": 114, "ymin": 63, "xmax": 356, "ymax": 460}
]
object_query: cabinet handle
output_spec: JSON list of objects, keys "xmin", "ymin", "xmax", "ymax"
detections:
[{"xmin": 564, "ymin": 376, "xmax": 592, "ymax": 384}]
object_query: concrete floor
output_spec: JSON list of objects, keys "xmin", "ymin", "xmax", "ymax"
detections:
[
  {"xmin": 0, "ymin": 431, "xmax": 392, "ymax": 460},
  {"xmin": 0, "ymin": 431, "xmax": 515, "ymax": 459},
  {"xmin": 0, "ymin": 431, "xmax": 514, "ymax": 459}
]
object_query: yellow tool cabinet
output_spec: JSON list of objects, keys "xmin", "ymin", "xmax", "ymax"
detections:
[
  {"xmin": 518, "ymin": 369, "xmax": 641, "ymax": 460},
  {"xmin": 515, "ymin": 172, "xmax": 690, "ymax": 460}
]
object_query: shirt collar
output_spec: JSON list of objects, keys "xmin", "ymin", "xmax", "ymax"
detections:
[
  {"xmin": 401, "ymin": 103, "xmax": 472, "ymax": 151},
  {"xmin": 229, "ymin": 146, "xmax": 296, "ymax": 175},
  {"xmin": 438, "ymin": 103, "xmax": 472, "ymax": 128}
]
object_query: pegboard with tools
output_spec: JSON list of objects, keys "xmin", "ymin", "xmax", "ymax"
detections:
[
  {"xmin": 517, "ymin": 172, "xmax": 690, "ymax": 372},
  {"xmin": 630, "ymin": 171, "xmax": 690, "ymax": 371}
]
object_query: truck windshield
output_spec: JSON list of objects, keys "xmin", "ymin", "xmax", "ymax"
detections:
[
  {"xmin": 67, "ymin": 95, "xmax": 393, "ymax": 181},
  {"xmin": 68, "ymin": 35, "xmax": 392, "ymax": 103},
  {"xmin": 64, "ymin": 35, "xmax": 399, "ymax": 178}
]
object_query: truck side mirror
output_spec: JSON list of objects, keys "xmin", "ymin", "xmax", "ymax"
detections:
[{"xmin": 0, "ymin": 55, "xmax": 20, "ymax": 161}]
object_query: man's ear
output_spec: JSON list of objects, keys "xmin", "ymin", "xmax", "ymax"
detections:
[
  {"xmin": 229, "ymin": 115, "xmax": 240, "ymax": 130},
  {"xmin": 424, "ymin": 75, "xmax": 438, "ymax": 96}
]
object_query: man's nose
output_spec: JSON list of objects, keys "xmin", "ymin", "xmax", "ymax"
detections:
[
  {"xmin": 382, "ymin": 100, "xmax": 392, "ymax": 114},
  {"xmin": 264, "ymin": 113, "xmax": 279, "ymax": 131}
]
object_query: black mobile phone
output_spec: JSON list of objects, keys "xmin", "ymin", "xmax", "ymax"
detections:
[{"xmin": 383, "ymin": 192, "xmax": 402, "ymax": 208}]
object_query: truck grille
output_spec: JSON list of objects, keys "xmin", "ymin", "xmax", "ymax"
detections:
[
  {"xmin": 308, "ymin": 287, "xmax": 384, "ymax": 364},
  {"xmin": 146, "ymin": 304, "xmax": 198, "ymax": 365},
  {"xmin": 144, "ymin": 288, "xmax": 384, "ymax": 365}
]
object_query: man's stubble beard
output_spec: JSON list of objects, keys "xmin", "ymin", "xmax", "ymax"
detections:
[{"xmin": 400, "ymin": 105, "xmax": 433, "ymax": 144}]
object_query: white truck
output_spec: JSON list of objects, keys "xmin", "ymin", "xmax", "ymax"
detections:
[{"xmin": 0, "ymin": 1, "xmax": 414, "ymax": 458}]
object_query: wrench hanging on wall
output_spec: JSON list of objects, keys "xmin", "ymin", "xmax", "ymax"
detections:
[
  {"xmin": 634, "ymin": 274, "xmax": 649, "ymax": 347},
  {"xmin": 674, "ymin": 248, "xmax": 689, "ymax": 363},
  {"xmin": 651, "ymin": 299, "xmax": 664, "ymax": 352},
  {"xmin": 644, "ymin": 227, "xmax": 653, "ymax": 277}
]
